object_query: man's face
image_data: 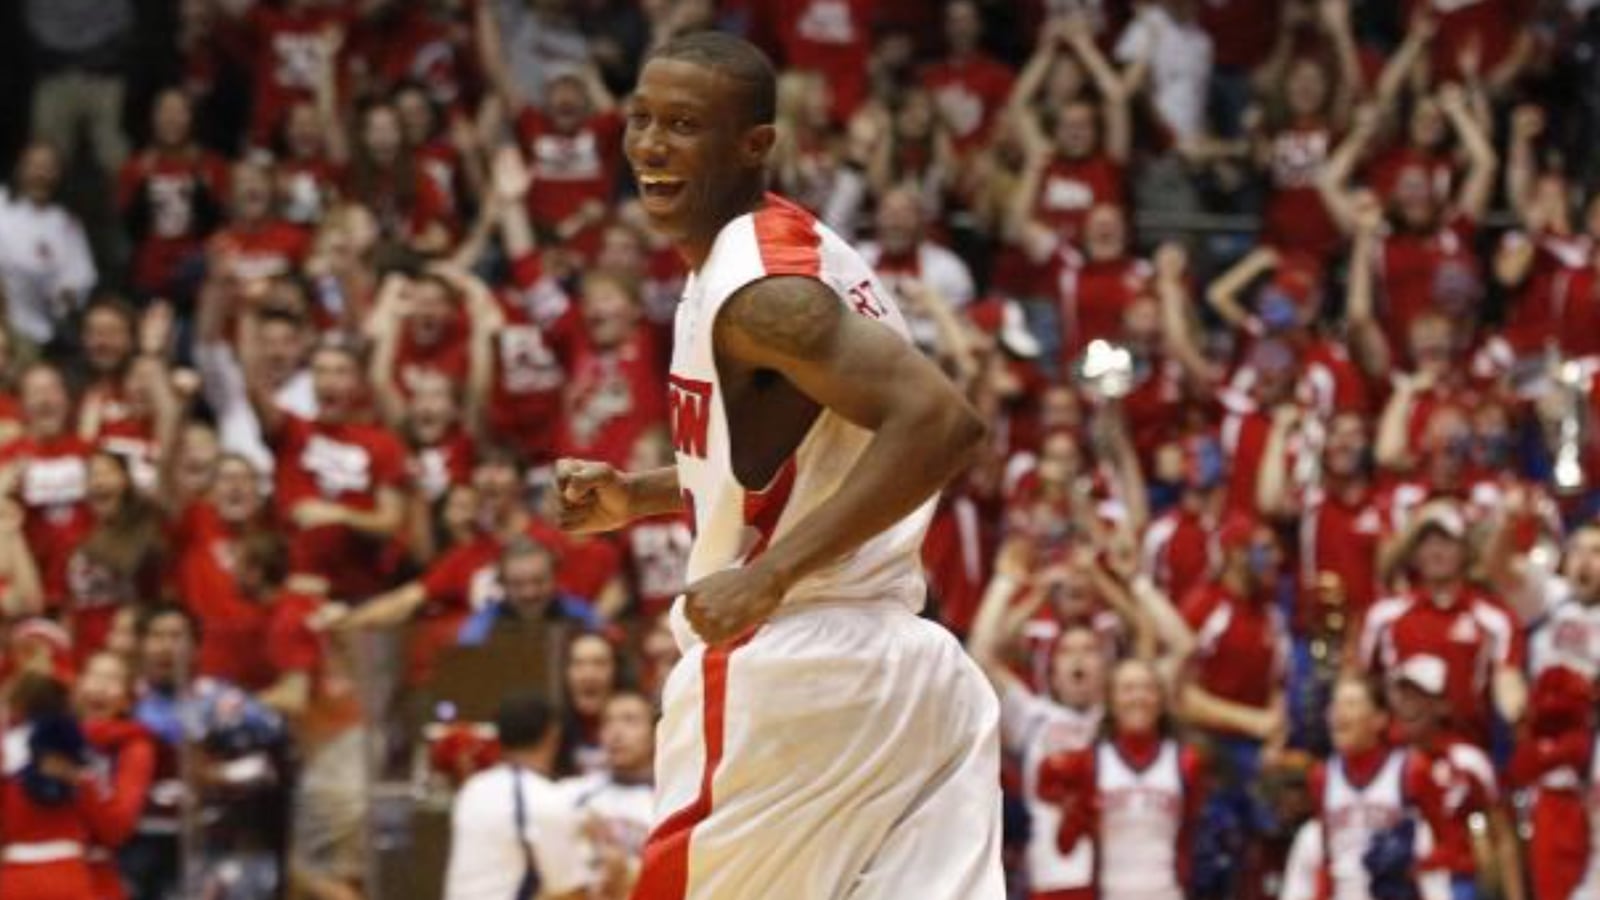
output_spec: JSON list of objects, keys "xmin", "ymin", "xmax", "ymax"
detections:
[
  {"xmin": 501, "ymin": 551, "xmax": 556, "ymax": 611},
  {"xmin": 232, "ymin": 164, "xmax": 273, "ymax": 221},
  {"xmin": 1051, "ymin": 629, "xmax": 1106, "ymax": 710},
  {"xmin": 625, "ymin": 58, "xmax": 768, "ymax": 244},
  {"xmin": 1325, "ymin": 413, "xmax": 1369, "ymax": 478},
  {"xmin": 84, "ymin": 308, "xmax": 134, "ymax": 376},
  {"xmin": 311, "ymin": 348, "xmax": 361, "ymax": 415},
  {"xmin": 945, "ymin": 0, "xmax": 981, "ymax": 53},
  {"xmin": 581, "ymin": 279, "xmax": 639, "ymax": 349},
  {"xmin": 17, "ymin": 145, "xmax": 60, "ymax": 203},
  {"xmin": 875, "ymin": 192, "xmax": 921, "ymax": 254},
  {"xmin": 1412, "ymin": 529, "xmax": 1465, "ymax": 584},
  {"xmin": 597, "ymin": 227, "xmax": 646, "ymax": 276},
  {"xmin": 473, "ymin": 461, "xmax": 520, "ymax": 516},
  {"xmin": 153, "ymin": 91, "xmax": 193, "ymax": 147},
  {"xmin": 1056, "ymin": 103, "xmax": 1098, "ymax": 159},
  {"xmin": 259, "ymin": 319, "xmax": 307, "ymax": 383},
  {"xmin": 213, "ymin": 456, "xmax": 263, "ymax": 524},
  {"xmin": 1565, "ymin": 529, "xmax": 1600, "ymax": 602},
  {"xmin": 141, "ymin": 615, "xmax": 195, "ymax": 683},
  {"xmin": 601, "ymin": 695, "xmax": 655, "ymax": 773},
  {"xmin": 21, "ymin": 368, "xmax": 69, "ymax": 437},
  {"xmin": 406, "ymin": 280, "xmax": 455, "ymax": 346}
]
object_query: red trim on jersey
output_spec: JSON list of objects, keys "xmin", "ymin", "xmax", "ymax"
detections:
[
  {"xmin": 742, "ymin": 458, "xmax": 799, "ymax": 562},
  {"xmin": 631, "ymin": 634, "xmax": 753, "ymax": 899},
  {"xmin": 753, "ymin": 194, "xmax": 822, "ymax": 277}
]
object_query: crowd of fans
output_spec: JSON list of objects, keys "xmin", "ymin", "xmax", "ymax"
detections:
[{"xmin": 1, "ymin": 0, "xmax": 1600, "ymax": 898}]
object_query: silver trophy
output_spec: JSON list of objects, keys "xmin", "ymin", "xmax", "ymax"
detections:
[
  {"xmin": 1074, "ymin": 339, "xmax": 1146, "ymax": 401},
  {"xmin": 1544, "ymin": 354, "xmax": 1592, "ymax": 495}
]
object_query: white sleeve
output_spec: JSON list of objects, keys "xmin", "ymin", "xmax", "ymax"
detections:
[
  {"xmin": 52, "ymin": 213, "xmax": 97, "ymax": 299},
  {"xmin": 531, "ymin": 789, "xmax": 592, "ymax": 896},
  {"xmin": 1113, "ymin": 13, "xmax": 1153, "ymax": 65},
  {"xmin": 999, "ymin": 683, "xmax": 1045, "ymax": 756},
  {"xmin": 443, "ymin": 778, "xmax": 505, "ymax": 900},
  {"xmin": 1279, "ymin": 820, "xmax": 1324, "ymax": 900},
  {"xmin": 928, "ymin": 247, "xmax": 976, "ymax": 309}
]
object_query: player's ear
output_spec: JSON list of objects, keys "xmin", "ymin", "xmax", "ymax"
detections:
[{"xmin": 740, "ymin": 123, "xmax": 777, "ymax": 167}]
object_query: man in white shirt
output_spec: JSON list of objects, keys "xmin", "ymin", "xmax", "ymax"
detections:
[
  {"xmin": 858, "ymin": 187, "xmax": 976, "ymax": 354},
  {"xmin": 562, "ymin": 690, "xmax": 656, "ymax": 899},
  {"xmin": 0, "ymin": 142, "xmax": 97, "ymax": 350},
  {"xmin": 445, "ymin": 692, "xmax": 589, "ymax": 900}
]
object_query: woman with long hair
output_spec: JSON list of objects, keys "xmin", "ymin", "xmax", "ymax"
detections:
[
  {"xmin": 66, "ymin": 453, "xmax": 165, "ymax": 664},
  {"xmin": 1036, "ymin": 658, "xmax": 1202, "ymax": 900},
  {"xmin": 344, "ymin": 100, "xmax": 454, "ymax": 255}
]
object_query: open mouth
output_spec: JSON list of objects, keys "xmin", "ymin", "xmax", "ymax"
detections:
[{"xmin": 637, "ymin": 174, "xmax": 686, "ymax": 207}]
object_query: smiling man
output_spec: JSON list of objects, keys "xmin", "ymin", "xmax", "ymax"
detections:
[{"xmin": 554, "ymin": 30, "xmax": 1002, "ymax": 900}]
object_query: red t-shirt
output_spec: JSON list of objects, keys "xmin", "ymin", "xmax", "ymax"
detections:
[
  {"xmin": 921, "ymin": 54, "xmax": 1015, "ymax": 156},
  {"xmin": 1405, "ymin": 0, "xmax": 1530, "ymax": 83},
  {"xmin": 1360, "ymin": 587, "xmax": 1525, "ymax": 743},
  {"xmin": 1262, "ymin": 123, "xmax": 1341, "ymax": 263},
  {"xmin": 1197, "ymin": 0, "xmax": 1281, "ymax": 69},
  {"xmin": 210, "ymin": 220, "xmax": 313, "ymax": 283},
  {"xmin": 1366, "ymin": 144, "xmax": 1457, "ymax": 206},
  {"xmin": 774, "ymin": 0, "xmax": 872, "ymax": 120},
  {"xmin": 1377, "ymin": 216, "xmax": 1479, "ymax": 361},
  {"xmin": 1180, "ymin": 582, "xmax": 1288, "ymax": 719},
  {"xmin": 345, "ymin": 5, "xmax": 472, "ymax": 108},
  {"xmin": 390, "ymin": 314, "xmax": 471, "ymax": 397},
  {"xmin": 1033, "ymin": 154, "xmax": 1127, "ymax": 248},
  {"xmin": 266, "ymin": 590, "xmax": 363, "ymax": 743},
  {"xmin": 269, "ymin": 414, "xmax": 408, "ymax": 598},
  {"xmin": 1298, "ymin": 483, "xmax": 1384, "ymax": 635},
  {"xmin": 515, "ymin": 107, "xmax": 624, "ymax": 256},
  {"xmin": 117, "ymin": 149, "xmax": 229, "ymax": 296},
  {"xmin": 169, "ymin": 501, "xmax": 275, "ymax": 691},
  {"xmin": 486, "ymin": 256, "xmax": 573, "ymax": 464},
  {"xmin": 419, "ymin": 521, "xmax": 622, "ymax": 613},
  {"xmin": 555, "ymin": 330, "xmax": 667, "ymax": 468},
  {"xmin": 242, "ymin": 2, "xmax": 358, "ymax": 145},
  {"xmin": 0, "ymin": 434, "xmax": 94, "ymax": 608},
  {"xmin": 410, "ymin": 428, "xmax": 475, "ymax": 503},
  {"xmin": 1054, "ymin": 252, "xmax": 1152, "ymax": 359},
  {"xmin": 623, "ymin": 515, "xmax": 693, "ymax": 619},
  {"xmin": 1142, "ymin": 507, "xmax": 1216, "ymax": 604},
  {"xmin": 342, "ymin": 164, "xmax": 455, "ymax": 244}
]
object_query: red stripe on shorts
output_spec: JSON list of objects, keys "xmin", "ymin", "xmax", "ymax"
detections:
[
  {"xmin": 742, "ymin": 457, "xmax": 798, "ymax": 563},
  {"xmin": 630, "ymin": 634, "xmax": 752, "ymax": 899},
  {"xmin": 753, "ymin": 193, "xmax": 821, "ymax": 277}
]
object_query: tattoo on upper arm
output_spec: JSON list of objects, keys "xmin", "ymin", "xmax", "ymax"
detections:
[{"xmin": 719, "ymin": 278, "xmax": 842, "ymax": 362}]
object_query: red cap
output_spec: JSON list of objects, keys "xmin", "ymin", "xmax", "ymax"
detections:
[{"xmin": 1216, "ymin": 513, "xmax": 1260, "ymax": 554}]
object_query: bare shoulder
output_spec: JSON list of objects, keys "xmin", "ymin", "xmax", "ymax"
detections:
[{"xmin": 714, "ymin": 275, "xmax": 843, "ymax": 364}]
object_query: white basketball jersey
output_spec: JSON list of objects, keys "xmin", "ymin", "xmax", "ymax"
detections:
[
  {"xmin": 666, "ymin": 194, "xmax": 935, "ymax": 645},
  {"xmin": 1096, "ymin": 739, "xmax": 1185, "ymax": 900},
  {"xmin": 1323, "ymin": 751, "xmax": 1409, "ymax": 900}
]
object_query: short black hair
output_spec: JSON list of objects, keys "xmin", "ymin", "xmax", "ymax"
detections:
[
  {"xmin": 648, "ymin": 30, "xmax": 777, "ymax": 126},
  {"xmin": 496, "ymin": 690, "xmax": 558, "ymax": 750}
]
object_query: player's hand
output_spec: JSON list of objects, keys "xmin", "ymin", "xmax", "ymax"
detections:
[
  {"xmin": 555, "ymin": 458, "xmax": 633, "ymax": 533},
  {"xmin": 683, "ymin": 562, "xmax": 788, "ymax": 645}
]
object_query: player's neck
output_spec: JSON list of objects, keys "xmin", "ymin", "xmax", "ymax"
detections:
[
  {"xmin": 676, "ymin": 180, "xmax": 768, "ymax": 272},
  {"xmin": 503, "ymin": 748, "xmax": 554, "ymax": 777}
]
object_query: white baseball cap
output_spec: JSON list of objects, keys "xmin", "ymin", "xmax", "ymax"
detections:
[{"xmin": 1391, "ymin": 654, "xmax": 1448, "ymax": 697}]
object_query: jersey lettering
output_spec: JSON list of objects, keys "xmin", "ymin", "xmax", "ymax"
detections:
[
  {"xmin": 668, "ymin": 375, "xmax": 713, "ymax": 459},
  {"xmin": 301, "ymin": 435, "xmax": 374, "ymax": 496}
]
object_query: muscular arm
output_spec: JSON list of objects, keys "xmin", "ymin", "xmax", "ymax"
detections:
[{"xmin": 710, "ymin": 275, "xmax": 985, "ymax": 598}]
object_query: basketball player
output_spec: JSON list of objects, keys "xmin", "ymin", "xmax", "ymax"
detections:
[{"xmin": 555, "ymin": 31, "xmax": 1003, "ymax": 900}]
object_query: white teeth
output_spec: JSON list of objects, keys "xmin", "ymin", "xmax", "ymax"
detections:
[{"xmin": 638, "ymin": 175, "xmax": 683, "ymax": 186}]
